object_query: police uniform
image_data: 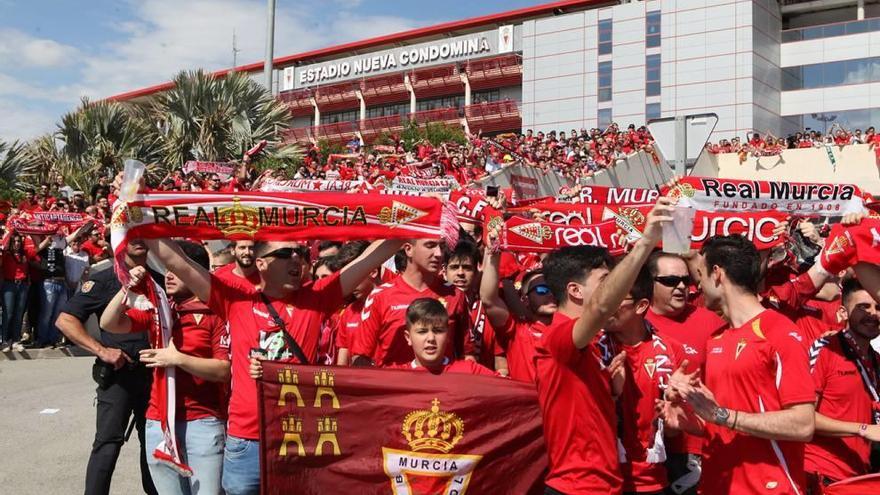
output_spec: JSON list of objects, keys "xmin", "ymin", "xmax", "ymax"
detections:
[{"xmin": 61, "ymin": 267, "xmax": 160, "ymax": 495}]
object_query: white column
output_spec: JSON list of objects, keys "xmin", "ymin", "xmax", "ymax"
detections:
[
  {"xmin": 405, "ymin": 73, "xmax": 416, "ymax": 114},
  {"xmin": 857, "ymin": 0, "xmax": 865, "ymax": 19},
  {"xmin": 461, "ymin": 72, "xmax": 472, "ymax": 107},
  {"xmin": 356, "ymin": 90, "xmax": 366, "ymax": 122},
  {"xmin": 311, "ymin": 97, "xmax": 320, "ymax": 128}
]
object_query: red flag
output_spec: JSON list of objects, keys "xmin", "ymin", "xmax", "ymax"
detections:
[
  {"xmin": 500, "ymin": 216, "xmax": 625, "ymax": 255},
  {"xmin": 258, "ymin": 362, "xmax": 546, "ymax": 495}
]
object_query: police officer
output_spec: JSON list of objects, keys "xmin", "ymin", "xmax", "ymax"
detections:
[{"xmin": 55, "ymin": 239, "xmax": 159, "ymax": 495}]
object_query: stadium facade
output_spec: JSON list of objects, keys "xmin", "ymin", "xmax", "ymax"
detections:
[{"xmin": 111, "ymin": 0, "xmax": 880, "ymax": 142}]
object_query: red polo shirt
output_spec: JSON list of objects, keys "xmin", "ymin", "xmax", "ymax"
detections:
[
  {"xmin": 805, "ymin": 333, "xmax": 874, "ymax": 481},
  {"xmin": 534, "ymin": 312, "xmax": 622, "ymax": 494},
  {"xmin": 702, "ymin": 309, "xmax": 814, "ymax": 495}
]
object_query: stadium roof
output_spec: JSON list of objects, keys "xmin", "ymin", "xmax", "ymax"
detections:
[{"xmin": 107, "ymin": 0, "xmax": 607, "ymax": 101}]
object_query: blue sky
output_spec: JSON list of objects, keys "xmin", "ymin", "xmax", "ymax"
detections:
[{"xmin": 0, "ymin": 0, "xmax": 541, "ymax": 142}]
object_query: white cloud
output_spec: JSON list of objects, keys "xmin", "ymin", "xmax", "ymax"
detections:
[
  {"xmin": 2, "ymin": 0, "xmax": 434, "ymax": 141},
  {"xmin": 0, "ymin": 98, "xmax": 57, "ymax": 142},
  {"xmin": 0, "ymin": 28, "xmax": 79, "ymax": 68}
]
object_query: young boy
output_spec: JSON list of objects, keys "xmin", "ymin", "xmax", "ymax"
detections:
[{"xmin": 389, "ymin": 298, "xmax": 498, "ymax": 376}]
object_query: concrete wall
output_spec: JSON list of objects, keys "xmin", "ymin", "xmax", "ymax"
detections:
[{"xmin": 693, "ymin": 143, "xmax": 880, "ymax": 194}]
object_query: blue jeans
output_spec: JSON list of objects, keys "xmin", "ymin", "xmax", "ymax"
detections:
[
  {"xmin": 37, "ymin": 279, "xmax": 67, "ymax": 345},
  {"xmin": 1, "ymin": 281, "xmax": 29, "ymax": 343},
  {"xmin": 222, "ymin": 435, "xmax": 260, "ymax": 495},
  {"xmin": 145, "ymin": 418, "xmax": 225, "ymax": 495}
]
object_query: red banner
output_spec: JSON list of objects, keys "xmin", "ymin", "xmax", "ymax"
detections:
[
  {"xmin": 665, "ymin": 176, "xmax": 866, "ymax": 216},
  {"xmin": 182, "ymin": 160, "xmax": 235, "ymax": 177},
  {"xmin": 501, "ymin": 216, "xmax": 625, "ymax": 255},
  {"xmin": 510, "ymin": 174, "xmax": 539, "ymax": 200},
  {"xmin": 258, "ymin": 362, "xmax": 546, "ymax": 495},
  {"xmin": 259, "ymin": 179, "xmax": 368, "ymax": 193},
  {"xmin": 32, "ymin": 211, "xmax": 88, "ymax": 224}
]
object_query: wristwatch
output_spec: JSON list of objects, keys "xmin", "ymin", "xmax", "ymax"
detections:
[{"xmin": 712, "ymin": 407, "xmax": 730, "ymax": 426}]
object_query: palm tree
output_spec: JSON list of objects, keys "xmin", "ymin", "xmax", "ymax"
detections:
[
  {"xmin": 24, "ymin": 134, "xmax": 64, "ymax": 186},
  {"xmin": 143, "ymin": 69, "xmax": 295, "ymax": 170},
  {"xmin": 56, "ymin": 97, "xmax": 158, "ymax": 191},
  {"xmin": 0, "ymin": 139, "xmax": 36, "ymax": 197}
]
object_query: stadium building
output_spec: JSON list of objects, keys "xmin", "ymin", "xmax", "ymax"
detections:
[{"xmin": 111, "ymin": 0, "xmax": 880, "ymax": 142}]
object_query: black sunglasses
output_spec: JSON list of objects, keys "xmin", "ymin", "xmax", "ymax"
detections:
[
  {"xmin": 654, "ymin": 275, "xmax": 691, "ymax": 288},
  {"xmin": 259, "ymin": 247, "xmax": 295, "ymax": 259},
  {"xmin": 528, "ymin": 284, "xmax": 552, "ymax": 296}
]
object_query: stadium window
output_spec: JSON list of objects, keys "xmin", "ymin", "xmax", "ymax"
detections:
[
  {"xmin": 472, "ymin": 89, "xmax": 501, "ymax": 104},
  {"xmin": 646, "ymin": 103, "xmax": 661, "ymax": 120},
  {"xmin": 598, "ymin": 18, "xmax": 613, "ymax": 55},
  {"xmin": 598, "ymin": 61, "xmax": 612, "ymax": 102},
  {"xmin": 646, "ymin": 11, "xmax": 661, "ymax": 48},
  {"xmin": 598, "ymin": 108, "xmax": 613, "ymax": 128},
  {"xmin": 646, "ymin": 54, "xmax": 661, "ymax": 97},
  {"xmin": 320, "ymin": 109, "xmax": 358, "ymax": 125}
]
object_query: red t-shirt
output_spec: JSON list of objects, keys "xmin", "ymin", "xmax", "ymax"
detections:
[
  {"xmin": 647, "ymin": 304, "xmax": 726, "ymax": 371},
  {"xmin": 385, "ymin": 358, "xmax": 497, "ymax": 376},
  {"xmin": 804, "ymin": 334, "xmax": 874, "ymax": 481},
  {"xmin": 764, "ymin": 272, "xmax": 843, "ymax": 343},
  {"xmin": 702, "ymin": 309, "xmax": 814, "ymax": 495},
  {"xmin": 1, "ymin": 251, "xmax": 31, "ymax": 281},
  {"xmin": 333, "ymin": 299, "xmax": 364, "ymax": 353},
  {"xmin": 466, "ymin": 294, "xmax": 495, "ymax": 369},
  {"xmin": 129, "ymin": 299, "xmax": 230, "ymax": 421},
  {"xmin": 598, "ymin": 330, "xmax": 682, "ymax": 493},
  {"xmin": 208, "ymin": 272, "xmax": 343, "ymax": 440},
  {"xmin": 493, "ymin": 314, "xmax": 547, "ymax": 383},
  {"xmin": 352, "ymin": 276, "xmax": 470, "ymax": 366},
  {"xmin": 534, "ymin": 312, "xmax": 622, "ymax": 494},
  {"xmin": 647, "ymin": 304, "xmax": 726, "ymax": 455},
  {"xmin": 80, "ymin": 240, "xmax": 106, "ymax": 260},
  {"xmin": 213, "ymin": 262, "xmax": 260, "ymax": 287}
]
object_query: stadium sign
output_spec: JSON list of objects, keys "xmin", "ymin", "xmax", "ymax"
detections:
[{"xmin": 285, "ymin": 25, "xmax": 519, "ymax": 90}]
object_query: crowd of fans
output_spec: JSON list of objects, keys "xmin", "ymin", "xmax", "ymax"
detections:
[
  {"xmin": 3, "ymin": 122, "xmax": 880, "ymax": 495},
  {"xmin": 706, "ymin": 125, "xmax": 880, "ymax": 160}
]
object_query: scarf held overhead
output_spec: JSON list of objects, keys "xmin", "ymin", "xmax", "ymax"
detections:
[
  {"xmin": 665, "ymin": 177, "xmax": 866, "ymax": 216},
  {"xmin": 500, "ymin": 216, "xmax": 625, "ymax": 255}
]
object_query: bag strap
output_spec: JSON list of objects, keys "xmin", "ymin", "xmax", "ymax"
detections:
[{"xmin": 259, "ymin": 293, "xmax": 309, "ymax": 364}]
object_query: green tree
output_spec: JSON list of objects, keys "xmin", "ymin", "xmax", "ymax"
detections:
[
  {"xmin": 0, "ymin": 139, "xmax": 36, "ymax": 200},
  {"xmin": 56, "ymin": 97, "xmax": 157, "ymax": 191},
  {"xmin": 143, "ymin": 70, "xmax": 292, "ymax": 171}
]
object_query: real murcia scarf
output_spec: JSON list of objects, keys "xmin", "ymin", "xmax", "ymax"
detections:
[
  {"xmin": 500, "ymin": 215, "xmax": 625, "ymax": 255},
  {"xmin": 664, "ymin": 176, "xmax": 867, "ymax": 216}
]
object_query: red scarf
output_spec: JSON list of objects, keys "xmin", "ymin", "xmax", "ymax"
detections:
[
  {"xmin": 258, "ymin": 178, "xmax": 368, "ymax": 193},
  {"xmin": 109, "ymin": 189, "xmax": 458, "ymax": 477},
  {"xmin": 664, "ymin": 176, "xmax": 866, "ymax": 216},
  {"xmin": 500, "ymin": 216, "xmax": 625, "ymax": 255}
]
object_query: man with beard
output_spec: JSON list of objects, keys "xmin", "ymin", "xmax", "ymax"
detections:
[
  {"xmin": 214, "ymin": 240, "xmax": 259, "ymax": 286},
  {"xmin": 352, "ymin": 238, "xmax": 470, "ymax": 367},
  {"xmin": 55, "ymin": 239, "xmax": 159, "ymax": 495},
  {"xmin": 804, "ymin": 277, "xmax": 880, "ymax": 492},
  {"xmin": 644, "ymin": 252, "xmax": 725, "ymax": 494},
  {"xmin": 661, "ymin": 235, "xmax": 815, "ymax": 495}
]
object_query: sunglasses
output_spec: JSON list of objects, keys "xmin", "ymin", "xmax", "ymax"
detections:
[
  {"xmin": 528, "ymin": 284, "xmax": 552, "ymax": 296},
  {"xmin": 259, "ymin": 247, "xmax": 296, "ymax": 259},
  {"xmin": 654, "ymin": 275, "xmax": 691, "ymax": 288}
]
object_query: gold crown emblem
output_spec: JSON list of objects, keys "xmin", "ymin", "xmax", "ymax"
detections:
[
  {"xmin": 378, "ymin": 201, "xmax": 428, "ymax": 227},
  {"xmin": 509, "ymin": 222, "xmax": 552, "ymax": 245},
  {"xmin": 217, "ymin": 197, "xmax": 260, "ymax": 237},
  {"xmin": 617, "ymin": 207, "xmax": 646, "ymax": 227},
  {"xmin": 401, "ymin": 398, "xmax": 463, "ymax": 454},
  {"xmin": 110, "ymin": 205, "xmax": 143, "ymax": 226}
]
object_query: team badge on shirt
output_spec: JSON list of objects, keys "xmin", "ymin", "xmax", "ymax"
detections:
[
  {"xmin": 81, "ymin": 281, "xmax": 94, "ymax": 293},
  {"xmin": 382, "ymin": 398, "xmax": 483, "ymax": 494},
  {"xmin": 735, "ymin": 338, "xmax": 747, "ymax": 360},
  {"xmin": 643, "ymin": 358, "xmax": 656, "ymax": 378}
]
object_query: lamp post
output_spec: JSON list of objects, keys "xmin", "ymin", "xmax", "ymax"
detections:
[{"xmin": 264, "ymin": 0, "xmax": 276, "ymax": 93}]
